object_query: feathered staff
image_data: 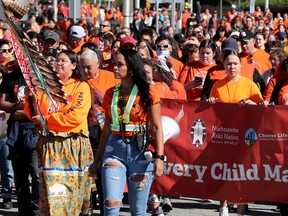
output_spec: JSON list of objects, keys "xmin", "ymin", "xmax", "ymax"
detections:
[{"xmin": 0, "ymin": 0, "xmax": 67, "ymax": 134}]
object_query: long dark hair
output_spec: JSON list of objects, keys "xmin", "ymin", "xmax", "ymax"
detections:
[
  {"xmin": 59, "ymin": 50, "xmax": 87, "ymax": 82},
  {"xmin": 119, "ymin": 49, "xmax": 152, "ymax": 112}
]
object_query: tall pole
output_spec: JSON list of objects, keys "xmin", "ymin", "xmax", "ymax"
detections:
[
  {"xmin": 123, "ymin": 0, "xmax": 130, "ymax": 28},
  {"xmin": 156, "ymin": 0, "xmax": 159, "ymax": 34},
  {"xmin": 135, "ymin": 0, "xmax": 140, "ymax": 9},
  {"xmin": 171, "ymin": 1, "xmax": 175, "ymax": 30},
  {"xmin": 250, "ymin": 0, "xmax": 255, "ymax": 14},
  {"xmin": 265, "ymin": 0, "xmax": 269, "ymax": 11},
  {"xmin": 220, "ymin": 0, "xmax": 222, "ymax": 19},
  {"xmin": 190, "ymin": 0, "xmax": 193, "ymax": 13},
  {"xmin": 53, "ymin": 0, "xmax": 57, "ymax": 21}
]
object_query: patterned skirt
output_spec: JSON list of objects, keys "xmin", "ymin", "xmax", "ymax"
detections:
[{"xmin": 37, "ymin": 131, "xmax": 94, "ymax": 216}]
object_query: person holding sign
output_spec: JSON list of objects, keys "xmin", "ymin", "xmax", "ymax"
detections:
[{"xmin": 207, "ymin": 51, "xmax": 263, "ymax": 216}]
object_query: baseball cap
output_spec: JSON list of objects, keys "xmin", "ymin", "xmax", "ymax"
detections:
[
  {"xmin": 174, "ymin": 33, "xmax": 185, "ymax": 43},
  {"xmin": 42, "ymin": 30, "xmax": 60, "ymax": 42},
  {"xmin": 69, "ymin": 25, "xmax": 85, "ymax": 40},
  {"xmin": 239, "ymin": 29, "xmax": 254, "ymax": 42},
  {"xmin": 161, "ymin": 30, "xmax": 171, "ymax": 38},
  {"xmin": 230, "ymin": 30, "xmax": 240, "ymax": 38},
  {"xmin": 20, "ymin": 21, "xmax": 31, "ymax": 32},
  {"xmin": 2, "ymin": 23, "xmax": 8, "ymax": 30},
  {"xmin": 221, "ymin": 38, "xmax": 238, "ymax": 51},
  {"xmin": 120, "ymin": 36, "xmax": 136, "ymax": 48}
]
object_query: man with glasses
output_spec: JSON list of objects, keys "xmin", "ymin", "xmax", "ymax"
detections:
[
  {"xmin": 88, "ymin": 20, "xmax": 114, "ymax": 49},
  {"xmin": 155, "ymin": 36, "xmax": 183, "ymax": 80},
  {"xmin": 68, "ymin": 25, "xmax": 86, "ymax": 53}
]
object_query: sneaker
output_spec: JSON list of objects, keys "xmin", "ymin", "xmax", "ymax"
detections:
[
  {"xmin": 148, "ymin": 194, "xmax": 160, "ymax": 212},
  {"xmin": 161, "ymin": 198, "xmax": 172, "ymax": 212},
  {"xmin": 152, "ymin": 206, "xmax": 165, "ymax": 216},
  {"xmin": 3, "ymin": 198, "xmax": 13, "ymax": 209},
  {"xmin": 219, "ymin": 207, "xmax": 229, "ymax": 216}
]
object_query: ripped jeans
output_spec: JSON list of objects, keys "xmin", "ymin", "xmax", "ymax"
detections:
[{"xmin": 102, "ymin": 134, "xmax": 154, "ymax": 216}]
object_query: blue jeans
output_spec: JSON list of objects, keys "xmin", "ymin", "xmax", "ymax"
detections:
[
  {"xmin": 0, "ymin": 136, "xmax": 14, "ymax": 198},
  {"xmin": 102, "ymin": 134, "xmax": 154, "ymax": 216}
]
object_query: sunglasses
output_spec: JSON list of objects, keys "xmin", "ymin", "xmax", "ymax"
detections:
[
  {"xmin": 156, "ymin": 44, "xmax": 169, "ymax": 49},
  {"xmin": 100, "ymin": 24, "xmax": 110, "ymax": 27},
  {"xmin": 0, "ymin": 48, "xmax": 12, "ymax": 53}
]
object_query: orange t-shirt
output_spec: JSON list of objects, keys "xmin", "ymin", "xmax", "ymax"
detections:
[
  {"xmin": 240, "ymin": 49, "xmax": 271, "ymax": 75},
  {"xmin": 154, "ymin": 80, "xmax": 187, "ymax": 100},
  {"xmin": 210, "ymin": 76, "xmax": 263, "ymax": 103},
  {"xmin": 102, "ymin": 84, "xmax": 160, "ymax": 136},
  {"xmin": 278, "ymin": 80, "xmax": 288, "ymax": 105},
  {"xmin": 1, "ymin": 55, "xmax": 13, "ymax": 67},
  {"xmin": 179, "ymin": 61, "xmax": 216, "ymax": 100},
  {"xmin": 169, "ymin": 56, "xmax": 183, "ymax": 80},
  {"xmin": 88, "ymin": 69, "xmax": 120, "ymax": 97},
  {"xmin": 263, "ymin": 73, "xmax": 288, "ymax": 101},
  {"xmin": 24, "ymin": 78, "xmax": 91, "ymax": 133},
  {"xmin": 69, "ymin": 40, "xmax": 85, "ymax": 53}
]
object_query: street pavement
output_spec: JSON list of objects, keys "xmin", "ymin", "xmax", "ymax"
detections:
[{"xmin": 0, "ymin": 194, "xmax": 281, "ymax": 215}]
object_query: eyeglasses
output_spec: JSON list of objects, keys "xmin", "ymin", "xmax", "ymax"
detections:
[
  {"xmin": 156, "ymin": 44, "xmax": 169, "ymax": 49},
  {"xmin": 100, "ymin": 24, "xmax": 110, "ymax": 28},
  {"xmin": 0, "ymin": 48, "xmax": 12, "ymax": 53},
  {"xmin": 268, "ymin": 58, "xmax": 279, "ymax": 62},
  {"xmin": 55, "ymin": 58, "xmax": 71, "ymax": 64}
]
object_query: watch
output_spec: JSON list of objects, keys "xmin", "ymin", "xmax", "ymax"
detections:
[{"xmin": 155, "ymin": 154, "xmax": 167, "ymax": 162}]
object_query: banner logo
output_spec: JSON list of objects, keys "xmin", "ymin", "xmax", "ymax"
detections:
[
  {"xmin": 190, "ymin": 118, "xmax": 207, "ymax": 147},
  {"xmin": 244, "ymin": 128, "xmax": 258, "ymax": 145}
]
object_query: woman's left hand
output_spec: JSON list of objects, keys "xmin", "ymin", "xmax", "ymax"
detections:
[{"xmin": 154, "ymin": 158, "xmax": 164, "ymax": 179}]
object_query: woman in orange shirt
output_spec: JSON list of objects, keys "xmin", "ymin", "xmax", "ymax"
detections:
[
  {"xmin": 145, "ymin": 57, "xmax": 186, "ymax": 100},
  {"xmin": 89, "ymin": 49, "xmax": 164, "ymax": 215},
  {"xmin": 179, "ymin": 39, "xmax": 217, "ymax": 100},
  {"xmin": 24, "ymin": 50, "xmax": 93, "ymax": 215},
  {"xmin": 207, "ymin": 51, "xmax": 263, "ymax": 216}
]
